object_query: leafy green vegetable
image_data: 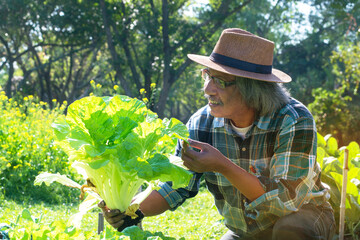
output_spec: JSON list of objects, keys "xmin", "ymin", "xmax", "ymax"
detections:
[
  {"xmin": 35, "ymin": 95, "xmax": 191, "ymax": 214},
  {"xmin": 121, "ymin": 226, "xmax": 176, "ymax": 240}
]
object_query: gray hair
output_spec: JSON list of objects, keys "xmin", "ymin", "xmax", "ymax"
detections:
[{"xmin": 235, "ymin": 76, "xmax": 291, "ymax": 116}]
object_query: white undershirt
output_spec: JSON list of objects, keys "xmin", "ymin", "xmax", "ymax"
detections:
[{"xmin": 230, "ymin": 121, "xmax": 252, "ymax": 139}]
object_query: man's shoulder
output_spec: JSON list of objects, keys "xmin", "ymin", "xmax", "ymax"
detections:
[
  {"xmin": 279, "ymin": 98, "xmax": 313, "ymax": 120},
  {"xmin": 258, "ymin": 98, "xmax": 314, "ymax": 131}
]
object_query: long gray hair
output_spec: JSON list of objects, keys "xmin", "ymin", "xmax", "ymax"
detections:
[{"xmin": 235, "ymin": 76, "xmax": 291, "ymax": 116}]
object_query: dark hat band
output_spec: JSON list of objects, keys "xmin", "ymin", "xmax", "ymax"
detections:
[{"xmin": 209, "ymin": 52, "xmax": 272, "ymax": 74}]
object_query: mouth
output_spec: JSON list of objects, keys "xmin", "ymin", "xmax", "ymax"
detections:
[{"xmin": 208, "ymin": 98, "xmax": 223, "ymax": 106}]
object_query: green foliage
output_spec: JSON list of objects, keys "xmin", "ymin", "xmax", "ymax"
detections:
[
  {"xmin": 331, "ymin": 40, "xmax": 360, "ymax": 94},
  {"xmin": 318, "ymin": 133, "xmax": 360, "ymax": 239},
  {"xmin": 2, "ymin": 206, "xmax": 174, "ymax": 239},
  {"xmin": 0, "ymin": 91, "xmax": 80, "ymax": 204},
  {"xmin": 309, "ymin": 87, "xmax": 352, "ymax": 144},
  {"xmin": 309, "ymin": 38, "xmax": 360, "ymax": 146},
  {"xmin": 1, "ymin": 189, "xmax": 225, "ymax": 239}
]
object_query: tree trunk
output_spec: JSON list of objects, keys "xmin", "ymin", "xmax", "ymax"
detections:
[
  {"xmin": 0, "ymin": 35, "xmax": 14, "ymax": 98},
  {"xmin": 155, "ymin": 0, "xmax": 171, "ymax": 118},
  {"xmin": 44, "ymin": 61, "xmax": 53, "ymax": 108},
  {"xmin": 99, "ymin": 0, "xmax": 132, "ymax": 96},
  {"xmin": 5, "ymin": 61, "xmax": 14, "ymax": 98}
]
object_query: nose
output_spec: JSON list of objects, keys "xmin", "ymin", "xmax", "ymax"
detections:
[{"xmin": 204, "ymin": 78, "xmax": 217, "ymax": 95}]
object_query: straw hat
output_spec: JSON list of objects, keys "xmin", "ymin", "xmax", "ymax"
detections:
[{"xmin": 187, "ymin": 28, "xmax": 291, "ymax": 83}]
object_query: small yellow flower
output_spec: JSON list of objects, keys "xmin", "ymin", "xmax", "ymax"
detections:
[
  {"xmin": 113, "ymin": 85, "xmax": 119, "ymax": 91},
  {"xmin": 52, "ymin": 99, "xmax": 57, "ymax": 103},
  {"xmin": 140, "ymin": 88, "xmax": 146, "ymax": 94},
  {"xmin": 6, "ymin": 163, "xmax": 11, "ymax": 168},
  {"xmin": 62, "ymin": 100, "xmax": 68, "ymax": 105},
  {"xmin": 13, "ymin": 164, "xmax": 21, "ymax": 169},
  {"xmin": 143, "ymin": 98, "xmax": 149, "ymax": 103},
  {"xmin": 24, "ymin": 96, "xmax": 29, "ymax": 101},
  {"xmin": 90, "ymin": 93, "xmax": 94, "ymax": 96},
  {"xmin": 150, "ymin": 83, "xmax": 156, "ymax": 89},
  {"xmin": 96, "ymin": 83, "xmax": 102, "ymax": 88},
  {"xmin": 90, "ymin": 80, "xmax": 95, "ymax": 85},
  {"xmin": 28, "ymin": 95, "xmax": 34, "ymax": 100}
]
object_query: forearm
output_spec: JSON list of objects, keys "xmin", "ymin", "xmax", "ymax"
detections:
[
  {"xmin": 219, "ymin": 160, "xmax": 265, "ymax": 202},
  {"xmin": 139, "ymin": 190, "xmax": 171, "ymax": 216}
]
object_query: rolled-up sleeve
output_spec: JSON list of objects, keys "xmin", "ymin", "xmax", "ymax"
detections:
[
  {"xmin": 157, "ymin": 171, "xmax": 203, "ymax": 210},
  {"xmin": 245, "ymin": 116, "xmax": 319, "ymax": 219}
]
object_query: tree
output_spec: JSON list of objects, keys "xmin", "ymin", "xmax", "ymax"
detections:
[
  {"xmin": 0, "ymin": 0, "xmax": 107, "ymax": 106},
  {"xmin": 309, "ymin": 38, "xmax": 360, "ymax": 146},
  {"xmin": 98, "ymin": 0, "xmax": 261, "ymax": 118},
  {"xmin": 279, "ymin": 0, "xmax": 360, "ymax": 105},
  {"xmin": 165, "ymin": 0, "xmax": 309, "ymax": 120}
]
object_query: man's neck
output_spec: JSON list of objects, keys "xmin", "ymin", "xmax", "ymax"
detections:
[{"xmin": 230, "ymin": 108, "xmax": 256, "ymax": 128}]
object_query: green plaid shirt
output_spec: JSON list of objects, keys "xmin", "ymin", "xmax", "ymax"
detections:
[{"xmin": 158, "ymin": 98, "xmax": 329, "ymax": 237}]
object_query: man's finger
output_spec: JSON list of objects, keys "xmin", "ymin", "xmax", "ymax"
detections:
[
  {"xmin": 182, "ymin": 159, "xmax": 193, "ymax": 171},
  {"xmin": 181, "ymin": 152, "xmax": 194, "ymax": 163},
  {"xmin": 111, "ymin": 219, "xmax": 125, "ymax": 229},
  {"xmin": 98, "ymin": 200, "xmax": 110, "ymax": 211},
  {"xmin": 106, "ymin": 213, "xmax": 126, "ymax": 224},
  {"xmin": 188, "ymin": 139, "xmax": 208, "ymax": 150},
  {"xmin": 105, "ymin": 209, "xmax": 123, "ymax": 217},
  {"xmin": 98, "ymin": 200, "xmax": 106, "ymax": 209},
  {"xmin": 182, "ymin": 146, "xmax": 198, "ymax": 160}
]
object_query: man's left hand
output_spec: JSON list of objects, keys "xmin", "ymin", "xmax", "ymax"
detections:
[{"xmin": 181, "ymin": 139, "xmax": 231, "ymax": 173}]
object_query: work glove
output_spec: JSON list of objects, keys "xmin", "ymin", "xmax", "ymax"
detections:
[{"xmin": 98, "ymin": 200, "xmax": 144, "ymax": 232}]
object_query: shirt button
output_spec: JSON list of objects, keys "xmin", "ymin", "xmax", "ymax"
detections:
[{"xmin": 242, "ymin": 147, "xmax": 246, "ymax": 151}]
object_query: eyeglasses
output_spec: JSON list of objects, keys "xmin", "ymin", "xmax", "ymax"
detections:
[{"xmin": 201, "ymin": 68, "xmax": 236, "ymax": 89}]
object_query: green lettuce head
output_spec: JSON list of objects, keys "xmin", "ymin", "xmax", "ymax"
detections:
[{"xmin": 47, "ymin": 95, "xmax": 191, "ymax": 212}]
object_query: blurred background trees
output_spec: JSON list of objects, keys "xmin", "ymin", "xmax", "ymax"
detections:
[{"xmin": 0, "ymin": 0, "xmax": 359, "ymax": 145}]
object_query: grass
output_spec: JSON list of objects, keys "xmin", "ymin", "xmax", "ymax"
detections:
[
  {"xmin": 143, "ymin": 190, "xmax": 227, "ymax": 239},
  {"xmin": 0, "ymin": 189, "xmax": 227, "ymax": 239}
]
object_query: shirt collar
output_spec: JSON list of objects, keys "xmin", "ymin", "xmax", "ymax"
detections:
[{"xmin": 253, "ymin": 114, "xmax": 273, "ymax": 130}]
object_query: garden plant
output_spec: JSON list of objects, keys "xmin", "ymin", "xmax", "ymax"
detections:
[{"xmin": 0, "ymin": 91, "xmax": 359, "ymax": 239}]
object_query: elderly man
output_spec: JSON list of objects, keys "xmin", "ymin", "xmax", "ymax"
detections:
[{"xmin": 99, "ymin": 28, "xmax": 335, "ymax": 240}]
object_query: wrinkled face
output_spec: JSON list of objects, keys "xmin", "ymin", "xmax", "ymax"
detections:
[{"xmin": 203, "ymin": 69, "xmax": 252, "ymax": 126}]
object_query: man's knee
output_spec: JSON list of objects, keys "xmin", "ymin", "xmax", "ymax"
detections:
[
  {"xmin": 272, "ymin": 214, "xmax": 314, "ymax": 240},
  {"xmin": 272, "ymin": 203, "xmax": 335, "ymax": 240}
]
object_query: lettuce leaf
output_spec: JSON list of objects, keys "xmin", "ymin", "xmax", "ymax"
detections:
[{"xmin": 41, "ymin": 95, "xmax": 191, "ymax": 212}]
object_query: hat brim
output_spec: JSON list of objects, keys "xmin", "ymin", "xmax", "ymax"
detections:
[{"xmin": 187, "ymin": 54, "xmax": 291, "ymax": 83}]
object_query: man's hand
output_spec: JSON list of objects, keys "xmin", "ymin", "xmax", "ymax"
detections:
[
  {"xmin": 98, "ymin": 200, "xmax": 144, "ymax": 232},
  {"xmin": 181, "ymin": 139, "xmax": 231, "ymax": 173}
]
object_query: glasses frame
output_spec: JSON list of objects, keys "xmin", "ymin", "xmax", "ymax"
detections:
[{"xmin": 201, "ymin": 68, "xmax": 236, "ymax": 89}]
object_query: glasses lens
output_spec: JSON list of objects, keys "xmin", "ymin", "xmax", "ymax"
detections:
[
  {"xmin": 213, "ymin": 77, "xmax": 226, "ymax": 88},
  {"xmin": 201, "ymin": 69, "xmax": 231, "ymax": 89}
]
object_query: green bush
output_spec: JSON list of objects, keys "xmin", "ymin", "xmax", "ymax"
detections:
[
  {"xmin": 318, "ymin": 133, "xmax": 360, "ymax": 239},
  {"xmin": 0, "ymin": 91, "xmax": 81, "ymax": 204}
]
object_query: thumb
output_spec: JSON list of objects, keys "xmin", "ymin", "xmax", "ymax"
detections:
[
  {"xmin": 187, "ymin": 139, "xmax": 209, "ymax": 151},
  {"xmin": 98, "ymin": 200, "xmax": 107, "ymax": 211}
]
